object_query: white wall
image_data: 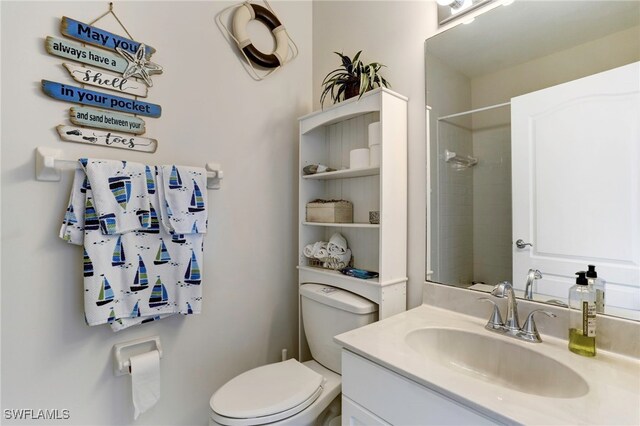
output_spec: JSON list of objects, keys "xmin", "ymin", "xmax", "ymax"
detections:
[
  {"xmin": 0, "ymin": 1, "xmax": 312, "ymax": 424},
  {"xmin": 312, "ymin": 1, "xmax": 438, "ymax": 308}
]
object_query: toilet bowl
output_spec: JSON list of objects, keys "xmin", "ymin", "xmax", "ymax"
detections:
[{"xmin": 209, "ymin": 284, "xmax": 378, "ymax": 425}]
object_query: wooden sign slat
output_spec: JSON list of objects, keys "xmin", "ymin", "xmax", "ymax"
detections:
[
  {"xmin": 41, "ymin": 80, "xmax": 162, "ymax": 118},
  {"xmin": 70, "ymin": 107, "xmax": 146, "ymax": 135},
  {"xmin": 61, "ymin": 16, "xmax": 156, "ymax": 59},
  {"xmin": 56, "ymin": 125, "xmax": 157, "ymax": 153},
  {"xmin": 63, "ymin": 63, "xmax": 148, "ymax": 97},
  {"xmin": 45, "ymin": 36, "xmax": 127, "ymax": 73}
]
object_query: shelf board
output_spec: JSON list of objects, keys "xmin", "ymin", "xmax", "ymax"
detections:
[
  {"xmin": 303, "ymin": 221, "xmax": 379, "ymax": 228},
  {"xmin": 297, "ymin": 265, "xmax": 379, "ymax": 285},
  {"xmin": 302, "ymin": 167, "xmax": 380, "ymax": 180}
]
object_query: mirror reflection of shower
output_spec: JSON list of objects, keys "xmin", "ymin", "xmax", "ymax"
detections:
[{"xmin": 433, "ymin": 102, "xmax": 512, "ymax": 287}]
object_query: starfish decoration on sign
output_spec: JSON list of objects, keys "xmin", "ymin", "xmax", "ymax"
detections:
[{"xmin": 116, "ymin": 43, "xmax": 163, "ymax": 87}]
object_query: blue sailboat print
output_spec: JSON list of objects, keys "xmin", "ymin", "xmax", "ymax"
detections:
[
  {"xmin": 191, "ymin": 222, "xmax": 198, "ymax": 234},
  {"xmin": 186, "ymin": 302, "xmax": 193, "ymax": 315},
  {"xmin": 165, "ymin": 200, "xmax": 173, "ymax": 218},
  {"xmin": 170, "ymin": 232, "xmax": 186, "ymax": 244},
  {"xmin": 145, "ymin": 165, "xmax": 156, "ymax": 194},
  {"xmin": 168, "ymin": 165, "xmax": 183, "ymax": 189},
  {"xmin": 80, "ymin": 175, "xmax": 91, "ymax": 193},
  {"xmin": 137, "ymin": 209, "xmax": 150, "ymax": 228},
  {"xmin": 131, "ymin": 301, "xmax": 141, "ymax": 317},
  {"xmin": 107, "ymin": 308, "xmax": 116, "ymax": 323},
  {"xmin": 188, "ymin": 180, "xmax": 205, "ymax": 212},
  {"xmin": 130, "ymin": 255, "xmax": 149, "ymax": 292},
  {"xmin": 64, "ymin": 204, "xmax": 78, "ymax": 225},
  {"xmin": 99, "ymin": 213, "xmax": 117, "ymax": 235},
  {"xmin": 112, "ymin": 235, "xmax": 126, "ymax": 267},
  {"xmin": 184, "ymin": 250, "xmax": 201, "ymax": 285},
  {"xmin": 139, "ymin": 205, "xmax": 159, "ymax": 234},
  {"xmin": 154, "ymin": 239, "xmax": 170, "ymax": 265},
  {"xmin": 141, "ymin": 315, "xmax": 161, "ymax": 324},
  {"xmin": 96, "ymin": 275, "xmax": 114, "ymax": 306},
  {"xmin": 84, "ymin": 197, "xmax": 99, "ymax": 230},
  {"xmin": 149, "ymin": 276, "xmax": 169, "ymax": 308},
  {"xmin": 83, "ymin": 248, "xmax": 94, "ymax": 277},
  {"xmin": 108, "ymin": 175, "xmax": 132, "ymax": 209}
]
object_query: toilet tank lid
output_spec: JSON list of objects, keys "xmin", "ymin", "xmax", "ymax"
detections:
[{"xmin": 300, "ymin": 284, "xmax": 378, "ymax": 314}]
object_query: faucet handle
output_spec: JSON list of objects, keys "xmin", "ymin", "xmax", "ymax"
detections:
[
  {"xmin": 521, "ymin": 309, "xmax": 557, "ymax": 343},
  {"xmin": 478, "ymin": 297, "xmax": 504, "ymax": 330}
]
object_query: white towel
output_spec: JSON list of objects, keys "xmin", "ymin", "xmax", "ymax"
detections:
[
  {"xmin": 60, "ymin": 164, "xmax": 205, "ymax": 331},
  {"xmin": 327, "ymin": 232, "xmax": 348, "ymax": 255},
  {"xmin": 81, "ymin": 158, "xmax": 151, "ymax": 235},
  {"xmin": 314, "ymin": 248, "xmax": 329, "ymax": 261},
  {"xmin": 304, "ymin": 241, "xmax": 327, "ymax": 258},
  {"xmin": 159, "ymin": 165, "xmax": 208, "ymax": 235}
]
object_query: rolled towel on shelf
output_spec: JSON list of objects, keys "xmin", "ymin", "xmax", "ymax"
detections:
[
  {"xmin": 304, "ymin": 241, "xmax": 327, "ymax": 258},
  {"xmin": 330, "ymin": 248, "xmax": 351, "ymax": 264},
  {"xmin": 327, "ymin": 232, "xmax": 348, "ymax": 254},
  {"xmin": 314, "ymin": 248, "xmax": 329, "ymax": 261}
]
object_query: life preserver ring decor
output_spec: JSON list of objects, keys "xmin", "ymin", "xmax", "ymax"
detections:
[{"xmin": 232, "ymin": 2, "xmax": 289, "ymax": 68}]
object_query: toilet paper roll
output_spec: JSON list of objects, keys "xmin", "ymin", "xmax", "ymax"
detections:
[
  {"xmin": 131, "ymin": 350, "xmax": 161, "ymax": 419},
  {"xmin": 349, "ymin": 148, "xmax": 370, "ymax": 169},
  {"xmin": 368, "ymin": 122, "xmax": 381, "ymax": 147},
  {"xmin": 369, "ymin": 144, "xmax": 381, "ymax": 167}
]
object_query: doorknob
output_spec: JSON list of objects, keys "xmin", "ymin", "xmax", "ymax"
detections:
[{"xmin": 515, "ymin": 239, "xmax": 533, "ymax": 249}]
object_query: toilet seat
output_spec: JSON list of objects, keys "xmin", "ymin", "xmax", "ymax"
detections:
[{"xmin": 210, "ymin": 359, "xmax": 325, "ymax": 426}]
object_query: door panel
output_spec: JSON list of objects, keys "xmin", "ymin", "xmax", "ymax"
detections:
[{"xmin": 512, "ymin": 62, "xmax": 640, "ymax": 310}]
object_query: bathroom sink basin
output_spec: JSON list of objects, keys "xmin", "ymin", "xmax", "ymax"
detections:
[{"xmin": 405, "ymin": 328, "xmax": 588, "ymax": 398}]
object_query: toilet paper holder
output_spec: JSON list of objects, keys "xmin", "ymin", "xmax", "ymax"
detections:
[{"xmin": 113, "ymin": 336, "xmax": 163, "ymax": 376}]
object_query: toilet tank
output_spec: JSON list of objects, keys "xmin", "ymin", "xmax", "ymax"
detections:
[{"xmin": 300, "ymin": 283, "xmax": 378, "ymax": 374}]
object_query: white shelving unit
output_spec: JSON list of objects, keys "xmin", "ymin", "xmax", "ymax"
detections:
[{"xmin": 298, "ymin": 88, "xmax": 408, "ymax": 361}]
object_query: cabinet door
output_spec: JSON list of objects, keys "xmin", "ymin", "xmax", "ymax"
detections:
[
  {"xmin": 342, "ymin": 350, "xmax": 500, "ymax": 425},
  {"xmin": 342, "ymin": 396, "xmax": 391, "ymax": 426},
  {"xmin": 511, "ymin": 62, "xmax": 640, "ymax": 309}
]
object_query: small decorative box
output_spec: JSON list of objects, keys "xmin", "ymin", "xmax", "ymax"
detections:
[{"xmin": 306, "ymin": 199, "xmax": 353, "ymax": 223}]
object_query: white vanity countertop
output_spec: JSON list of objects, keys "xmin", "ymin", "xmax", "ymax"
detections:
[{"xmin": 334, "ymin": 305, "xmax": 640, "ymax": 425}]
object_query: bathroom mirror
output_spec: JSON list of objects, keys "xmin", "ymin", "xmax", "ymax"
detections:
[{"xmin": 426, "ymin": 0, "xmax": 640, "ymax": 321}]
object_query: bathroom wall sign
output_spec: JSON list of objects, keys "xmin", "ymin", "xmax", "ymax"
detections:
[
  {"xmin": 42, "ymin": 4, "xmax": 163, "ymax": 152},
  {"xmin": 56, "ymin": 125, "xmax": 157, "ymax": 153},
  {"xmin": 45, "ymin": 36, "xmax": 127, "ymax": 74},
  {"xmin": 62, "ymin": 63, "xmax": 148, "ymax": 97},
  {"xmin": 60, "ymin": 16, "xmax": 156, "ymax": 58},
  {"xmin": 41, "ymin": 80, "xmax": 161, "ymax": 118},
  {"xmin": 70, "ymin": 107, "xmax": 146, "ymax": 135}
]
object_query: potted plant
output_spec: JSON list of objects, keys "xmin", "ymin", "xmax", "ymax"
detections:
[{"xmin": 320, "ymin": 51, "xmax": 390, "ymax": 108}]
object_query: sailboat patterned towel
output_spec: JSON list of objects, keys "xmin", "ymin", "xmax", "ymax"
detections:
[
  {"xmin": 158, "ymin": 165, "xmax": 208, "ymax": 235},
  {"xmin": 60, "ymin": 161, "xmax": 205, "ymax": 331},
  {"xmin": 81, "ymin": 159, "xmax": 151, "ymax": 235}
]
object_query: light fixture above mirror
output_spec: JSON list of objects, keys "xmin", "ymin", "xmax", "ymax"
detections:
[{"xmin": 436, "ymin": 0, "xmax": 494, "ymax": 26}]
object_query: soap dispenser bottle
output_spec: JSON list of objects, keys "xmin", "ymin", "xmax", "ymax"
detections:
[
  {"xmin": 586, "ymin": 264, "xmax": 606, "ymax": 314},
  {"xmin": 568, "ymin": 271, "xmax": 596, "ymax": 357}
]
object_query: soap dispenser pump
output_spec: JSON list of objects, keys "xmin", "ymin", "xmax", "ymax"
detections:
[
  {"xmin": 568, "ymin": 271, "xmax": 596, "ymax": 357},
  {"xmin": 586, "ymin": 264, "xmax": 606, "ymax": 314}
]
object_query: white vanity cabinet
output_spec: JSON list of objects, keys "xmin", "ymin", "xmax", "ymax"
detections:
[
  {"xmin": 297, "ymin": 89, "xmax": 408, "ymax": 361},
  {"xmin": 341, "ymin": 350, "xmax": 499, "ymax": 426}
]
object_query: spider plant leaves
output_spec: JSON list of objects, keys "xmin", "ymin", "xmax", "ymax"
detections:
[{"xmin": 320, "ymin": 51, "xmax": 390, "ymax": 108}]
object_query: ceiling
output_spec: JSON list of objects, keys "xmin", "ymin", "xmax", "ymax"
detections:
[{"xmin": 426, "ymin": 0, "xmax": 640, "ymax": 78}]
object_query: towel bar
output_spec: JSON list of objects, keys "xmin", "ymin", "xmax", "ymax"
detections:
[
  {"xmin": 35, "ymin": 146, "xmax": 224, "ymax": 189},
  {"xmin": 113, "ymin": 335, "xmax": 163, "ymax": 376}
]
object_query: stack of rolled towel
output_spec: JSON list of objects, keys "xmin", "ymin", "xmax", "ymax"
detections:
[{"xmin": 304, "ymin": 232, "xmax": 352, "ymax": 270}]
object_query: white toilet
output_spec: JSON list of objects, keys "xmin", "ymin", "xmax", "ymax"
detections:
[{"xmin": 209, "ymin": 283, "xmax": 378, "ymax": 425}]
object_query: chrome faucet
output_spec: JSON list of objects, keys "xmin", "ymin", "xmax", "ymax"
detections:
[
  {"xmin": 479, "ymin": 281, "xmax": 557, "ymax": 343},
  {"xmin": 491, "ymin": 281, "xmax": 520, "ymax": 331},
  {"xmin": 524, "ymin": 269, "xmax": 542, "ymax": 300}
]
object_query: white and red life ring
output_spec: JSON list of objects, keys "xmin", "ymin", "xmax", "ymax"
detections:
[{"xmin": 232, "ymin": 3, "xmax": 289, "ymax": 68}]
